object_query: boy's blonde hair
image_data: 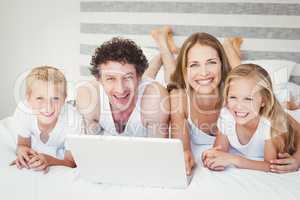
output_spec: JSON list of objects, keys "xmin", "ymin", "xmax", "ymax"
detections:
[
  {"xmin": 26, "ymin": 66, "xmax": 67, "ymax": 97},
  {"xmin": 224, "ymin": 64, "xmax": 298, "ymax": 154}
]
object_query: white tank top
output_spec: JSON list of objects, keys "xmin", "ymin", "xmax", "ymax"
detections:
[
  {"xmin": 186, "ymin": 92, "xmax": 216, "ymax": 145},
  {"xmin": 217, "ymin": 107, "xmax": 271, "ymax": 158},
  {"xmin": 98, "ymin": 78, "xmax": 154, "ymax": 137}
]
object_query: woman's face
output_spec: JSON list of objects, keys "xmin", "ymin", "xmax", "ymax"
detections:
[{"xmin": 186, "ymin": 44, "xmax": 222, "ymax": 95}]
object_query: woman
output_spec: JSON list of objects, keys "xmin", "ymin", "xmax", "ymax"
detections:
[{"xmin": 144, "ymin": 26, "xmax": 300, "ymax": 174}]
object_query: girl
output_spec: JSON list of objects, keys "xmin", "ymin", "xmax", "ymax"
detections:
[{"xmin": 202, "ymin": 64, "xmax": 299, "ymax": 172}]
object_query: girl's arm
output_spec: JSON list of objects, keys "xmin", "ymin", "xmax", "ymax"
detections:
[
  {"xmin": 229, "ymin": 139, "xmax": 277, "ymax": 172},
  {"xmin": 202, "ymin": 131, "xmax": 229, "ymax": 171},
  {"xmin": 204, "ymin": 137, "xmax": 277, "ymax": 172},
  {"xmin": 213, "ymin": 130, "xmax": 230, "ymax": 152}
]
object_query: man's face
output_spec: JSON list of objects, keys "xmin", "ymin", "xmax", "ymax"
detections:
[{"xmin": 99, "ymin": 61, "xmax": 140, "ymax": 111}]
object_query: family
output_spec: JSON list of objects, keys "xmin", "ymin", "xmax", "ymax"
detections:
[{"xmin": 11, "ymin": 27, "xmax": 300, "ymax": 175}]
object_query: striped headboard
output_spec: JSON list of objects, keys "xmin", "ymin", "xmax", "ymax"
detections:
[{"xmin": 79, "ymin": 0, "xmax": 300, "ymax": 82}]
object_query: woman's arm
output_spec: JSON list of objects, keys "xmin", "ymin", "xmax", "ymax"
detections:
[{"xmin": 169, "ymin": 89, "xmax": 195, "ymax": 174}]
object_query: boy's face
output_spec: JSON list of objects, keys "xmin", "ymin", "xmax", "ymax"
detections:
[
  {"xmin": 27, "ymin": 80, "xmax": 66, "ymax": 125},
  {"xmin": 99, "ymin": 61, "xmax": 140, "ymax": 111}
]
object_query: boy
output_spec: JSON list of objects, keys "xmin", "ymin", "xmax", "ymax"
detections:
[{"xmin": 11, "ymin": 66, "xmax": 83, "ymax": 173}]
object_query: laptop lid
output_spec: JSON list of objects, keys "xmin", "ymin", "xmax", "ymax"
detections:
[{"xmin": 67, "ymin": 135, "xmax": 189, "ymax": 189}]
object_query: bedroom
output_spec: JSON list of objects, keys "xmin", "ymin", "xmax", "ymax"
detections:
[{"xmin": 0, "ymin": 0, "xmax": 300, "ymax": 199}]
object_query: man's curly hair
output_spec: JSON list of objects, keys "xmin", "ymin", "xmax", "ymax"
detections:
[{"xmin": 90, "ymin": 37, "xmax": 148, "ymax": 79}]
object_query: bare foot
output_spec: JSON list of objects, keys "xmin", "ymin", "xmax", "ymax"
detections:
[
  {"xmin": 282, "ymin": 101, "xmax": 300, "ymax": 110},
  {"xmin": 151, "ymin": 26, "xmax": 179, "ymax": 54},
  {"xmin": 164, "ymin": 27, "xmax": 179, "ymax": 54},
  {"xmin": 230, "ymin": 37, "xmax": 243, "ymax": 58},
  {"xmin": 151, "ymin": 27, "xmax": 169, "ymax": 50}
]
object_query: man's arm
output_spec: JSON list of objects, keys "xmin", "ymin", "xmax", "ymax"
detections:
[{"xmin": 141, "ymin": 82, "xmax": 170, "ymax": 138}]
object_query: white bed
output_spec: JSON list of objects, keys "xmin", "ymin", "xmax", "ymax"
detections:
[{"xmin": 1, "ymin": 110, "xmax": 300, "ymax": 200}]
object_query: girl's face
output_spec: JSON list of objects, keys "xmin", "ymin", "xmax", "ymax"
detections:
[
  {"xmin": 227, "ymin": 77, "xmax": 265, "ymax": 125},
  {"xmin": 186, "ymin": 44, "xmax": 222, "ymax": 95}
]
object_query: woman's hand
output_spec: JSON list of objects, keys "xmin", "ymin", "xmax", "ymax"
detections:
[
  {"xmin": 184, "ymin": 150, "xmax": 196, "ymax": 175},
  {"xmin": 270, "ymin": 153, "xmax": 299, "ymax": 173}
]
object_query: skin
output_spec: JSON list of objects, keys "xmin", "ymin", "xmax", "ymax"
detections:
[
  {"xmin": 202, "ymin": 77, "xmax": 278, "ymax": 172},
  {"xmin": 76, "ymin": 61, "xmax": 170, "ymax": 138},
  {"xmin": 170, "ymin": 44, "xmax": 222, "ymax": 175},
  {"xmin": 11, "ymin": 80, "xmax": 76, "ymax": 173}
]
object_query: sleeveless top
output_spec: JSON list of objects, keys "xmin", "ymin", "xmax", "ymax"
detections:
[
  {"xmin": 98, "ymin": 78, "xmax": 154, "ymax": 137},
  {"xmin": 217, "ymin": 107, "xmax": 271, "ymax": 158},
  {"xmin": 186, "ymin": 92, "xmax": 216, "ymax": 145}
]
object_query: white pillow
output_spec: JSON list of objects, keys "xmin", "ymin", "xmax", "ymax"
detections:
[{"xmin": 241, "ymin": 59, "xmax": 297, "ymax": 86}]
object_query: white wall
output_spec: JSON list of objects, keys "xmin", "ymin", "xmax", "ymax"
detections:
[{"xmin": 0, "ymin": 0, "xmax": 80, "ymax": 119}]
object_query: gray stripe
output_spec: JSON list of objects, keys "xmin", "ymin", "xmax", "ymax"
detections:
[
  {"xmin": 81, "ymin": 24, "xmax": 300, "ymax": 40},
  {"xmin": 241, "ymin": 51, "xmax": 300, "ymax": 64},
  {"xmin": 80, "ymin": 2, "xmax": 300, "ymax": 16},
  {"xmin": 81, "ymin": 44, "xmax": 300, "ymax": 66}
]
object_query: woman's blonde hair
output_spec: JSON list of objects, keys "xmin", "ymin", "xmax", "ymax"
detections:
[
  {"xmin": 168, "ymin": 32, "xmax": 231, "ymax": 92},
  {"xmin": 224, "ymin": 63, "xmax": 298, "ymax": 154},
  {"xmin": 26, "ymin": 66, "xmax": 67, "ymax": 97}
]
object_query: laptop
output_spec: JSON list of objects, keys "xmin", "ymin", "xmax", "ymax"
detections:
[{"xmin": 66, "ymin": 135, "xmax": 193, "ymax": 189}]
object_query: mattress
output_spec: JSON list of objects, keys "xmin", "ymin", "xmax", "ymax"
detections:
[{"xmin": 1, "ymin": 114, "xmax": 300, "ymax": 200}]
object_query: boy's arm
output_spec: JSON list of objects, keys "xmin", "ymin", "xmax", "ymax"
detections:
[
  {"xmin": 17, "ymin": 135, "xmax": 31, "ymax": 147},
  {"xmin": 28, "ymin": 150, "xmax": 76, "ymax": 170},
  {"xmin": 13, "ymin": 136, "xmax": 37, "ymax": 169},
  {"xmin": 44, "ymin": 151, "xmax": 76, "ymax": 168}
]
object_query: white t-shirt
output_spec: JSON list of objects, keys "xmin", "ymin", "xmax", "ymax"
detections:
[
  {"xmin": 13, "ymin": 101, "xmax": 83, "ymax": 159},
  {"xmin": 217, "ymin": 107, "xmax": 271, "ymax": 158}
]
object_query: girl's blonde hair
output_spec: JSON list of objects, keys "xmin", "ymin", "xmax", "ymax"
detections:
[
  {"xmin": 26, "ymin": 66, "xmax": 67, "ymax": 97},
  {"xmin": 168, "ymin": 32, "xmax": 231, "ymax": 92},
  {"xmin": 223, "ymin": 63, "xmax": 298, "ymax": 154}
]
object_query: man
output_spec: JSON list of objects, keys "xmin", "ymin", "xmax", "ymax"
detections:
[{"xmin": 76, "ymin": 37, "xmax": 169, "ymax": 138}]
